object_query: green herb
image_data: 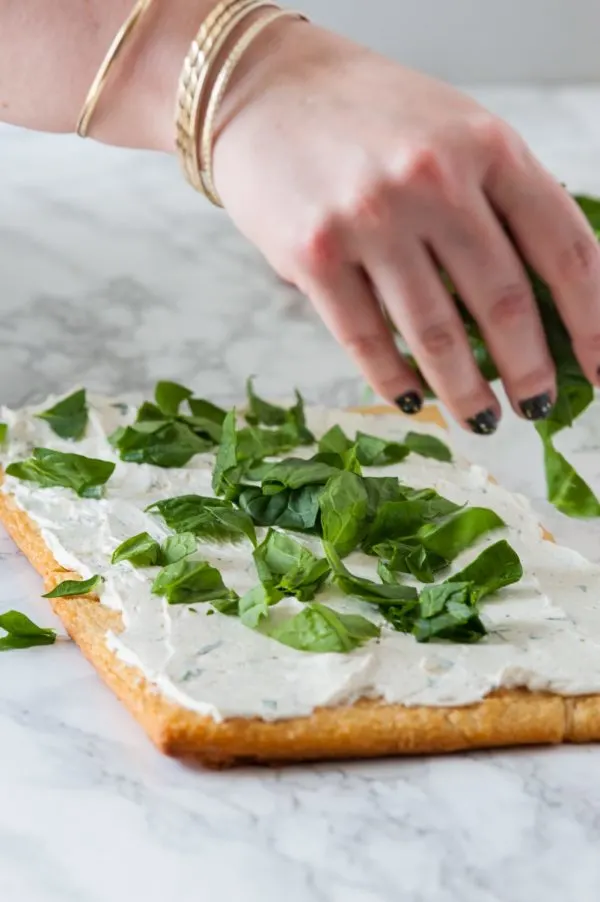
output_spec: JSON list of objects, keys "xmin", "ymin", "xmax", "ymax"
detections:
[
  {"xmin": 398, "ymin": 198, "xmax": 600, "ymax": 518},
  {"xmin": 319, "ymin": 470, "xmax": 371, "ymax": 556},
  {"xmin": 353, "ymin": 432, "xmax": 410, "ymax": 466},
  {"xmin": 534, "ymin": 370, "xmax": 600, "ymax": 517},
  {"xmin": 448, "ymin": 539, "xmax": 523, "ymax": 603},
  {"xmin": 246, "ymin": 378, "xmax": 290, "ymax": 426},
  {"xmin": 154, "ymin": 381, "xmax": 193, "ymax": 417},
  {"xmin": 237, "ymin": 483, "xmax": 323, "ymax": 532},
  {"xmin": 238, "ymin": 423, "xmax": 309, "ymax": 462},
  {"xmin": 410, "ymin": 582, "xmax": 486, "ymax": 643},
  {"xmin": 404, "ymin": 432, "xmax": 452, "ymax": 462},
  {"xmin": 111, "ymin": 533, "xmax": 162, "ymax": 567},
  {"xmin": 261, "ymin": 458, "xmax": 339, "ymax": 494},
  {"xmin": 0, "ymin": 610, "xmax": 56, "ymax": 650},
  {"xmin": 245, "ymin": 379, "xmax": 315, "ymax": 444},
  {"xmin": 373, "ymin": 539, "xmax": 447, "ymax": 583},
  {"xmin": 184, "ymin": 397, "xmax": 227, "ymax": 443},
  {"xmin": 211, "ymin": 594, "xmax": 243, "ymax": 616},
  {"xmin": 212, "ymin": 410, "xmax": 243, "ymax": 496},
  {"xmin": 319, "ymin": 426, "xmax": 451, "ymax": 469},
  {"xmin": 418, "ymin": 507, "xmax": 505, "ymax": 559},
  {"xmin": 268, "ymin": 602, "xmax": 380, "ymax": 653},
  {"xmin": 111, "ymin": 420, "xmax": 211, "ymax": 468},
  {"xmin": 253, "ymin": 529, "xmax": 330, "ymax": 601},
  {"xmin": 239, "ymin": 583, "xmax": 283, "ymax": 628},
  {"xmin": 36, "ymin": 389, "xmax": 88, "ymax": 441},
  {"xmin": 6, "ymin": 448, "xmax": 115, "ymax": 499},
  {"xmin": 161, "ymin": 532, "xmax": 197, "ymax": 564},
  {"xmin": 318, "ymin": 425, "xmax": 352, "ymax": 456},
  {"xmin": 151, "ymin": 560, "xmax": 237, "ymax": 606},
  {"xmin": 43, "ymin": 575, "xmax": 103, "ymax": 598},
  {"xmin": 364, "ymin": 496, "xmax": 461, "ymax": 549},
  {"xmin": 325, "ymin": 542, "xmax": 418, "ymax": 604},
  {"xmin": 147, "ymin": 494, "xmax": 256, "ymax": 546},
  {"xmin": 0, "ymin": 423, "xmax": 7, "ymax": 444}
]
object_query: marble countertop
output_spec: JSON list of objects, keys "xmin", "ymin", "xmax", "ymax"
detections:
[{"xmin": 2, "ymin": 86, "xmax": 600, "ymax": 902}]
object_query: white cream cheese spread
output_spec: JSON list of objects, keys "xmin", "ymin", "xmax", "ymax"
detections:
[{"xmin": 3, "ymin": 393, "xmax": 600, "ymax": 722}]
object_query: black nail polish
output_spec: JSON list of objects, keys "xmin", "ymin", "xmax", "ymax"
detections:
[
  {"xmin": 395, "ymin": 391, "xmax": 423, "ymax": 415},
  {"xmin": 519, "ymin": 392, "xmax": 553, "ymax": 421},
  {"xmin": 467, "ymin": 408, "xmax": 498, "ymax": 435}
]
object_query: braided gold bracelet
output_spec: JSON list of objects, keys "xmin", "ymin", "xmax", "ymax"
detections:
[
  {"xmin": 175, "ymin": 0, "xmax": 276, "ymax": 195},
  {"xmin": 200, "ymin": 8, "xmax": 306, "ymax": 206},
  {"xmin": 76, "ymin": 0, "xmax": 154, "ymax": 138}
]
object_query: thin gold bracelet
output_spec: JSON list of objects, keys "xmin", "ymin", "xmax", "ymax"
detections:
[
  {"xmin": 175, "ymin": 0, "xmax": 276, "ymax": 195},
  {"xmin": 200, "ymin": 8, "xmax": 306, "ymax": 206},
  {"xmin": 76, "ymin": 0, "xmax": 154, "ymax": 138}
]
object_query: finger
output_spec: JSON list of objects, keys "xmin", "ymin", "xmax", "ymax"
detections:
[
  {"xmin": 364, "ymin": 239, "xmax": 501, "ymax": 434},
  {"xmin": 306, "ymin": 264, "xmax": 425, "ymax": 413},
  {"xmin": 427, "ymin": 190, "xmax": 556, "ymax": 420},
  {"xmin": 486, "ymin": 152, "xmax": 600, "ymax": 385}
]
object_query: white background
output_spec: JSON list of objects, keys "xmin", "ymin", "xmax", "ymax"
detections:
[{"xmin": 298, "ymin": 0, "xmax": 600, "ymax": 82}]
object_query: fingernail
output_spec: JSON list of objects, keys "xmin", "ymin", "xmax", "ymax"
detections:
[
  {"xmin": 395, "ymin": 391, "xmax": 423, "ymax": 415},
  {"xmin": 467, "ymin": 408, "xmax": 498, "ymax": 435},
  {"xmin": 519, "ymin": 392, "xmax": 553, "ymax": 421}
]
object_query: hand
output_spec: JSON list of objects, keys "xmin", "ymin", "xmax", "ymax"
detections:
[{"xmin": 213, "ymin": 21, "xmax": 600, "ymax": 433}]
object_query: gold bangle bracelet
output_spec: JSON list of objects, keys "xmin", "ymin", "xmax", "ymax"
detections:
[
  {"xmin": 175, "ymin": 0, "xmax": 276, "ymax": 195},
  {"xmin": 200, "ymin": 8, "xmax": 306, "ymax": 206},
  {"xmin": 76, "ymin": 0, "xmax": 154, "ymax": 138}
]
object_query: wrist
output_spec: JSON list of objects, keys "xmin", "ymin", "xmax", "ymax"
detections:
[{"xmin": 90, "ymin": 0, "xmax": 217, "ymax": 153}]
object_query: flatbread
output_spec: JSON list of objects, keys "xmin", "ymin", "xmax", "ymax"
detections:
[{"xmin": 1, "ymin": 404, "xmax": 599, "ymax": 767}]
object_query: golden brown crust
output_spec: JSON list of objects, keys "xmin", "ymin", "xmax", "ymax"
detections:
[{"xmin": 1, "ymin": 404, "xmax": 598, "ymax": 766}]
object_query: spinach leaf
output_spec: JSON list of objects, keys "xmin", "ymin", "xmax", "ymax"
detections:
[
  {"xmin": 534, "ymin": 369, "xmax": 600, "ymax": 517},
  {"xmin": 364, "ymin": 496, "xmax": 461, "ymax": 549},
  {"xmin": 212, "ymin": 410, "xmax": 243, "ymax": 496},
  {"xmin": 372, "ymin": 539, "xmax": 447, "ymax": 583},
  {"xmin": 319, "ymin": 470, "xmax": 371, "ymax": 556},
  {"xmin": 404, "ymin": 432, "xmax": 452, "ymax": 462},
  {"xmin": 396, "ymin": 202, "xmax": 600, "ymax": 519},
  {"xmin": 43, "ymin": 575, "xmax": 103, "ymax": 598},
  {"xmin": 237, "ymin": 483, "xmax": 324, "ymax": 532},
  {"xmin": 246, "ymin": 377, "xmax": 289, "ymax": 426},
  {"xmin": 154, "ymin": 381, "xmax": 193, "ymax": 417},
  {"xmin": 239, "ymin": 583, "xmax": 283, "ymax": 629},
  {"xmin": 111, "ymin": 420, "xmax": 211, "ymax": 468},
  {"xmin": 575, "ymin": 194, "xmax": 600, "ymax": 230},
  {"xmin": 0, "ymin": 423, "xmax": 7, "ymax": 444},
  {"xmin": 151, "ymin": 560, "xmax": 237, "ymax": 606},
  {"xmin": 261, "ymin": 458, "xmax": 339, "ymax": 494},
  {"xmin": 161, "ymin": 532, "xmax": 197, "ymax": 564},
  {"xmin": 354, "ymin": 432, "xmax": 410, "ymax": 466},
  {"xmin": 539, "ymin": 438, "xmax": 600, "ymax": 518},
  {"xmin": 318, "ymin": 425, "xmax": 352, "ymax": 456},
  {"xmin": 268, "ymin": 602, "xmax": 380, "ymax": 653},
  {"xmin": 418, "ymin": 507, "xmax": 505, "ymax": 559},
  {"xmin": 147, "ymin": 494, "xmax": 256, "ymax": 546},
  {"xmin": 184, "ymin": 397, "xmax": 227, "ymax": 443},
  {"xmin": 36, "ymin": 389, "xmax": 88, "ymax": 441},
  {"xmin": 211, "ymin": 594, "xmax": 242, "ymax": 616},
  {"xmin": 448, "ymin": 539, "xmax": 523, "ymax": 602},
  {"xmin": 238, "ymin": 423, "xmax": 310, "ymax": 462},
  {"xmin": 411, "ymin": 582, "xmax": 487, "ymax": 643},
  {"xmin": 0, "ymin": 610, "xmax": 56, "ymax": 650},
  {"xmin": 6, "ymin": 448, "xmax": 115, "ymax": 499},
  {"xmin": 111, "ymin": 533, "xmax": 162, "ymax": 567},
  {"xmin": 245, "ymin": 380, "xmax": 315, "ymax": 444},
  {"xmin": 253, "ymin": 529, "xmax": 330, "ymax": 601},
  {"xmin": 325, "ymin": 542, "xmax": 418, "ymax": 604}
]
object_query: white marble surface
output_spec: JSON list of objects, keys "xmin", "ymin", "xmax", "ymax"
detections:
[{"xmin": 2, "ymin": 87, "xmax": 600, "ymax": 901}]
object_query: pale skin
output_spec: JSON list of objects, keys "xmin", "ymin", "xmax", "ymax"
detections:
[{"xmin": 2, "ymin": 1, "xmax": 600, "ymax": 433}]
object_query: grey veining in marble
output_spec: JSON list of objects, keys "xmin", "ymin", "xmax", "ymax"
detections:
[{"xmin": 2, "ymin": 87, "xmax": 600, "ymax": 902}]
